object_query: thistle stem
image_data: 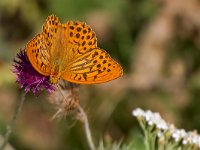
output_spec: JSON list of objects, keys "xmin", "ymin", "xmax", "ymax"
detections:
[
  {"xmin": 77, "ymin": 105, "xmax": 96, "ymax": 150},
  {"xmin": 0, "ymin": 91, "xmax": 26, "ymax": 150}
]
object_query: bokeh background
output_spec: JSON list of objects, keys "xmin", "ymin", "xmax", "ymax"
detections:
[{"xmin": 1, "ymin": 0, "xmax": 200, "ymax": 149}]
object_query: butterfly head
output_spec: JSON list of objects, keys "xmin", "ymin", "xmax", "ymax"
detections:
[{"xmin": 50, "ymin": 75, "xmax": 60, "ymax": 84}]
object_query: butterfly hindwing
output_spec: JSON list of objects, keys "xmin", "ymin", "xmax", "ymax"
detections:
[{"xmin": 61, "ymin": 48, "xmax": 123, "ymax": 84}]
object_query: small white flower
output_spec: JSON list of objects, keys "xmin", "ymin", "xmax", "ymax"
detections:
[
  {"xmin": 183, "ymin": 131, "xmax": 199, "ymax": 145},
  {"xmin": 157, "ymin": 130, "xmax": 163, "ymax": 138},
  {"xmin": 182, "ymin": 139, "xmax": 188, "ymax": 145},
  {"xmin": 172, "ymin": 129, "xmax": 187, "ymax": 142},
  {"xmin": 148, "ymin": 120, "xmax": 154, "ymax": 126},
  {"xmin": 144, "ymin": 110, "xmax": 152, "ymax": 122},
  {"xmin": 132, "ymin": 108, "xmax": 145, "ymax": 117},
  {"xmin": 156, "ymin": 119, "xmax": 168, "ymax": 130},
  {"xmin": 168, "ymin": 124, "xmax": 176, "ymax": 134},
  {"xmin": 197, "ymin": 136, "xmax": 200, "ymax": 147}
]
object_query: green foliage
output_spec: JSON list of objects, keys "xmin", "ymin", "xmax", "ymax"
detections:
[{"xmin": 98, "ymin": 141, "xmax": 135, "ymax": 150}]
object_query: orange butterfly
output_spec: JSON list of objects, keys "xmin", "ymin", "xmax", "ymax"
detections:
[{"xmin": 26, "ymin": 15, "xmax": 123, "ymax": 84}]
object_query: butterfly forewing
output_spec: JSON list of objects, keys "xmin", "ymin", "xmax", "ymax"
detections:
[
  {"xmin": 63, "ymin": 21, "xmax": 97, "ymax": 59},
  {"xmin": 61, "ymin": 48, "xmax": 123, "ymax": 84},
  {"xmin": 26, "ymin": 15, "xmax": 61, "ymax": 76},
  {"xmin": 42, "ymin": 15, "xmax": 61, "ymax": 49},
  {"xmin": 26, "ymin": 33, "xmax": 51, "ymax": 75}
]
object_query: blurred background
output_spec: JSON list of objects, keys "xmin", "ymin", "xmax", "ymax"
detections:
[{"xmin": 1, "ymin": 0, "xmax": 200, "ymax": 149}]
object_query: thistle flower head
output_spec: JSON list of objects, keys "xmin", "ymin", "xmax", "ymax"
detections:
[
  {"xmin": 49, "ymin": 80, "xmax": 80, "ymax": 119},
  {"xmin": 12, "ymin": 49, "xmax": 55, "ymax": 95}
]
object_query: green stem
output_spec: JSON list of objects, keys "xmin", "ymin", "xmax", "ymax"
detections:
[
  {"xmin": 0, "ymin": 91, "xmax": 26, "ymax": 150},
  {"xmin": 144, "ymin": 129, "xmax": 151, "ymax": 150}
]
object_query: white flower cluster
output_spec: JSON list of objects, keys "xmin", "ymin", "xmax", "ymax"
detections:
[
  {"xmin": 132, "ymin": 108, "xmax": 168, "ymax": 130},
  {"xmin": 132, "ymin": 108, "xmax": 200, "ymax": 149}
]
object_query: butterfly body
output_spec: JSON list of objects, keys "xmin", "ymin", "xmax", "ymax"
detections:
[
  {"xmin": 26, "ymin": 15, "xmax": 123, "ymax": 84},
  {"xmin": 48, "ymin": 26, "xmax": 68, "ymax": 83}
]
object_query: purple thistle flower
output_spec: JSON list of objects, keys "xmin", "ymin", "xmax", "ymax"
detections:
[{"xmin": 12, "ymin": 48, "xmax": 55, "ymax": 95}]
